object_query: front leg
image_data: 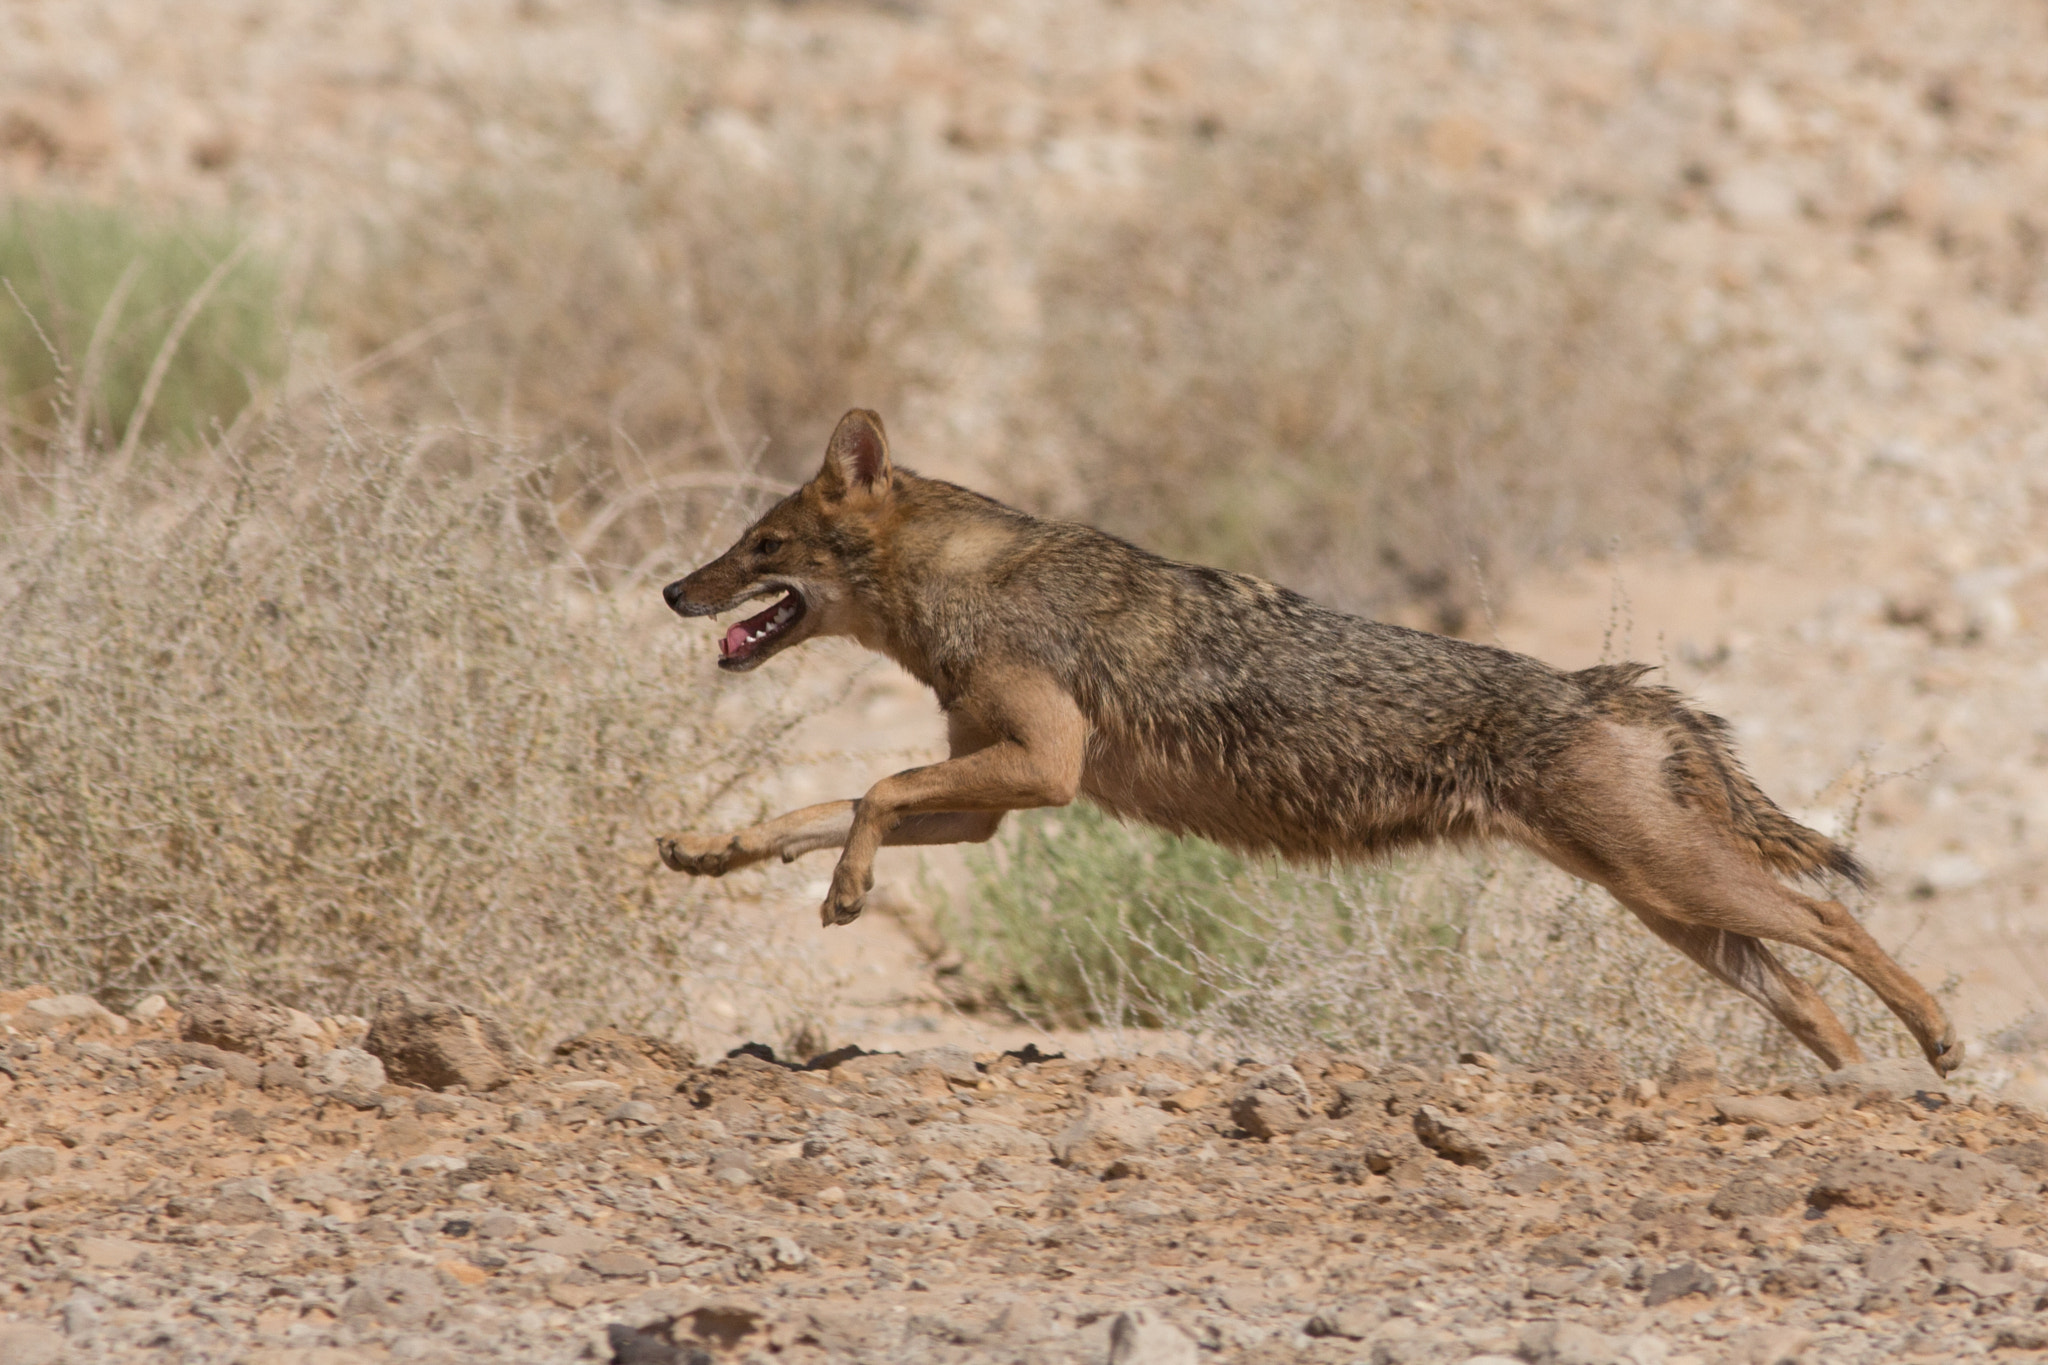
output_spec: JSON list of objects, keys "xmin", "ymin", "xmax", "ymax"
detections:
[
  {"xmin": 658, "ymin": 801, "xmax": 856, "ymax": 875},
  {"xmin": 823, "ymin": 666, "xmax": 1085, "ymax": 926},
  {"xmin": 659, "ymin": 807, "xmax": 1005, "ymax": 874}
]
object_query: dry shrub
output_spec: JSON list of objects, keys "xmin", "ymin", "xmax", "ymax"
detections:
[
  {"xmin": 950, "ymin": 807, "xmax": 1909, "ymax": 1082},
  {"xmin": 1031, "ymin": 123, "xmax": 1751, "ymax": 629},
  {"xmin": 0, "ymin": 416, "xmax": 809, "ymax": 1042},
  {"xmin": 327, "ymin": 123, "xmax": 951, "ymax": 575}
]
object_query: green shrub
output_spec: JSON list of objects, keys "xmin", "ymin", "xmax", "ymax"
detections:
[
  {"xmin": 0, "ymin": 199, "xmax": 284, "ymax": 450},
  {"xmin": 946, "ymin": 804, "xmax": 1909, "ymax": 1080}
]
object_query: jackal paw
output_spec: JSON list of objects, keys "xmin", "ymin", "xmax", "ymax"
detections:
[
  {"xmin": 821, "ymin": 863, "xmax": 871, "ymax": 927},
  {"xmin": 657, "ymin": 834, "xmax": 736, "ymax": 876},
  {"xmin": 1925, "ymin": 1023, "xmax": 1965, "ymax": 1077}
]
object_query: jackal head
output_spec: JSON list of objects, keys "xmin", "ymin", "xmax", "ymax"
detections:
[{"xmin": 663, "ymin": 409, "xmax": 895, "ymax": 672}]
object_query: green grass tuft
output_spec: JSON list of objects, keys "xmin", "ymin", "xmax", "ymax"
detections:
[{"xmin": 0, "ymin": 198, "xmax": 284, "ymax": 450}]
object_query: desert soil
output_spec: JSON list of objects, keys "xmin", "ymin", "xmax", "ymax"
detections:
[{"xmin": 4, "ymin": 986, "xmax": 2048, "ymax": 1365}]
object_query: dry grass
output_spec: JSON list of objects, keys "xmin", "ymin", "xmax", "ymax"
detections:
[
  {"xmin": 0, "ymin": 414, "xmax": 811, "ymax": 1045},
  {"xmin": 1029, "ymin": 121, "xmax": 1754, "ymax": 630},
  {"xmin": 948, "ymin": 806, "xmax": 1913, "ymax": 1083},
  {"xmin": 324, "ymin": 121, "xmax": 953, "ymax": 581}
]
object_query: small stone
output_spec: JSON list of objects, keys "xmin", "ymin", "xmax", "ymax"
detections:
[
  {"xmin": 1228, "ymin": 1065, "xmax": 1313, "ymax": 1140},
  {"xmin": 586, "ymin": 1250, "xmax": 656, "ymax": 1278},
  {"xmin": 1304, "ymin": 1305, "xmax": 1378, "ymax": 1339},
  {"xmin": 1519, "ymin": 1319, "xmax": 1621, "ymax": 1365},
  {"xmin": 1050, "ymin": 1101, "xmax": 1170, "ymax": 1170},
  {"xmin": 1710, "ymin": 1094, "xmax": 1824, "ymax": 1128},
  {"xmin": 526, "ymin": 1230, "xmax": 609, "ymax": 1258},
  {"xmin": 1818, "ymin": 1057, "xmax": 1943, "ymax": 1099},
  {"xmin": 310, "ymin": 1047, "xmax": 387, "ymax": 1093},
  {"xmin": 437, "ymin": 1258, "xmax": 489, "ymax": 1287},
  {"xmin": 908, "ymin": 1120, "xmax": 1054, "ymax": 1164},
  {"xmin": 341, "ymin": 1266, "xmax": 444, "ymax": 1330},
  {"xmin": 894, "ymin": 1045, "xmax": 980, "ymax": 1086},
  {"xmin": 1708, "ymin": 1175, "xmax": 1797, "ymax": 1220},
  {"xmin": 0, "ymin": 1145, "xmax": 60, "ymax": 1180},
  {"xmin": 1502, "ymin": 1160, "xmax": 1570, "ymax": 1195},
  {"xmin": 179, "ymin": 988, "xmax": 294, "ymax": 1056},
  {"xmin": 1644, "ymin": 1261, "xmax": 1716, "ymax": 1307},
  {"xmin": 1997, "ymin": 1323, "xmax": 2048, "ymax": 1351},
  {"xmin": 1414, "ymin": 1104, "xmax": 1495, "ymax": 1166},
  {"xmin": 1810, "ymin": 1151, "xmax": 1988, "ymax": 1214},
  {"xmin": 1108, "ymin": 1308, "xmax": 1197, "ymax": 1365},
  {"xmin": 1622, "ymin": 1112, "xmax": 1667, "ymax": 1143},
  {"xmin": 0, "ymin": 1323, "xmax": 64, "ymax": 1365},
  {"xmin": 25, "ymin": 994, "xmax": 113, "ymax": 1023},
  {"xmin": 609, "ymin": 1100, "xmax": 661, "ymax": 1125},
  {"xmin": 1659, "ymin": 1046, "xmax": 1718, "ymax": 1101},
  {"xmin": 1721, "ymin": 1326, "xmax": 1812, "ymax": 1365},
  {"xmin": 74, "ymin": 1237, "xmax": 146, "ymax": 1270},
  {"xmin": 364, "ymin": 991, "xmax": 519, "ymax": 1092}
]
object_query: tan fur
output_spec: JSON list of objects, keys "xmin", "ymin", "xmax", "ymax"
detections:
[{"xmin": 659, "ymin": 410, "xmax": 1960, "ymax": 1075}]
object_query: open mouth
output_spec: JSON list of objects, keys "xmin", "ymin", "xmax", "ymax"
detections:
[{"xmin": 717, "ymin": 589, "xmax": 807, "ymax": 669}]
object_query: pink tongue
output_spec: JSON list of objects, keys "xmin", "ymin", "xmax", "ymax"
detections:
[{"xmin": 723, "ymin": 623, "xmax": 750, "ymax": 657}]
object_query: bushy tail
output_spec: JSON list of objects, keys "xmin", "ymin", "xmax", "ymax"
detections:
[{"xmin": 1577, "ymin": 663, "xmax": 1868, "ymax": 889}]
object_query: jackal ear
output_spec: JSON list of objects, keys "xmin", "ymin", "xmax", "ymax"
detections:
[{"xmin": 818, "ymin": 409, "xmax": 893, "ymax": 501}]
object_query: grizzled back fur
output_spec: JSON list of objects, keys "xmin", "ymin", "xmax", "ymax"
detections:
[{"xmin": 818, "ymin": 469, "xmax": 1859, "ymax": 883}]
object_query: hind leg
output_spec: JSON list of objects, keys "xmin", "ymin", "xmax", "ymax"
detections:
[
  {"xmin": 1525, "ymin": 722, "xmax": 1960, "ymax": 1074},
  {"xmin": 1764, "ymin": 889, "xmax": 1960, "ymax": 1074},
  {"xmin": 1541, "ymin": 834, "xmax": 1957, "ymax": 1073},
  {"xmin": 1618, "ymin": 899, "xmax": 1864, "ymax": 1070}
]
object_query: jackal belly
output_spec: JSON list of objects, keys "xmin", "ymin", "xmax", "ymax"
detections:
[{"xmin": 1076, "ymin": 725, "xmax": 1501, "ymax": 862}]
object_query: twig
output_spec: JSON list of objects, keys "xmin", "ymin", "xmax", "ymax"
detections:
[{"xmin": 114, "ymin": 237, "xmax": 256, "ymax": 470}]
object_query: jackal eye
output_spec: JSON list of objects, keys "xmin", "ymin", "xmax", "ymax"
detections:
[{"xmin": 753, "ymin": 536, "xmax": 782, "ymax": 556}]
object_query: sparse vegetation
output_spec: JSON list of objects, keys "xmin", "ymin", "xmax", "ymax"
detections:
[
  {"xmin": 0, "ymin": 418, "xmax": 810, "ymax": 1044},
  {"xmin": 0, "ymin": 199, "xmax": 284, "ymax": 452},
  {"xmin": 1030, "ymin": 122, "xmax": 1753, "ymax": 629},
  {"xmin": 949, "ymin": 805, "xmax": 1908, "ymax": 1081},
  {"xmin": 326, "ymin": 127, "xmax": 952, "ymax": 580}
]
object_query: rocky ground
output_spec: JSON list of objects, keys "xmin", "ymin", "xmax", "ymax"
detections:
[{"xmin": 5, "ymin": 985, "xmax": 2048, "ymax": 1365}]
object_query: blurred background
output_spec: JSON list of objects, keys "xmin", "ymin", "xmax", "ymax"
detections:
[{"xmin": 1, "ymin": 0, "xmax": 2043, "ymax": 1084}]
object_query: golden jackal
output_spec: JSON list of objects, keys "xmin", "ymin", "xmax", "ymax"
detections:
[{"xmin": 661, "ymin": 410, "xmax": 1958, "ymax": 1075}]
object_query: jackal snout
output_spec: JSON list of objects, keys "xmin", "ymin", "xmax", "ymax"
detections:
[
  {"xmin": 662, "ymin": 409, "xmax": 897, "ymax": 672},
  {"xmin": 663, "ymin": 559, "xmax": 815, "ymax": 672}
]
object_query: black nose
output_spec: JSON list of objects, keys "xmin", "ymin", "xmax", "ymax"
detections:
[{"xmin": 662, "ymin": 579, "xmax": 689, "ymax": 613}]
